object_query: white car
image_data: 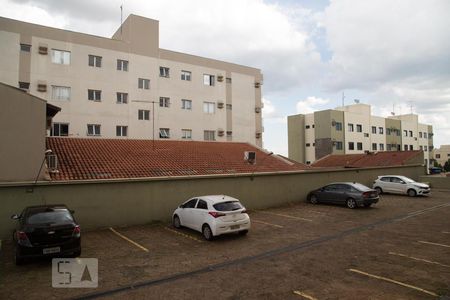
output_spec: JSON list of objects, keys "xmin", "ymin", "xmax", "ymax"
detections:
[
  {"xmin": 172, "ymin": 195, "xmax": 251, "ymax": 241},
  {"xmin": 372, "ymin": 175, "xmax": 430, "ymax": 197}
]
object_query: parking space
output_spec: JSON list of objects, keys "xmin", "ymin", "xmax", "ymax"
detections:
[{"xmin": 1, "ymin": 190, "xmax": 449, "ymax": 299}]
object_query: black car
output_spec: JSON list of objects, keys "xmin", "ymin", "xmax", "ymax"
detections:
[
  {"xmin": 11, "ymin": 204, "xmax": 81, "ymax": 265},
  {"xmin": 307, "ymin": 182, "xmax": 379, "ymax": 209}
]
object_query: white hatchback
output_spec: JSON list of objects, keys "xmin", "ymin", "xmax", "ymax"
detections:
[
  {"xmin": 172, "ymin": 195, "xmax": 251, "ymax": 240},
  {"xmin": 372, "ymin": 175, "xmax": 430, "ymax": 197}
]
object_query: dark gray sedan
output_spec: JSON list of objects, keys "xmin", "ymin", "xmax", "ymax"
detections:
[{"xmin": 307, "ymin": 182, "xmax": 379, "ymax": 209}]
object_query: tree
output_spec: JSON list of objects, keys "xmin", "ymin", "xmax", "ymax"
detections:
[{"xmin": 444, "ymin": 159, "xmax": 450, "ymax": 172}]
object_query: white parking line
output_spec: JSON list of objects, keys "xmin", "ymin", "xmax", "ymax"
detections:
[
  {"xmin": 388, "ymin": 251, "xmax": 450, "ymax": 268},
  {"xmin": 109, "ymin": 227, "xmax": 150, "ymax": 252},
  {"xmin": 418, "ymin": 240, "xmax": 450, "ymax": 248},
  {"xmin": 293, "ymin": 290, "xmax": 318, "ymax": 300},
  {"xmin": 348, "ymin": 269, "xmax": 438, "ymax": 297},
  {"xmin": 442, "ymin": 231, "xmax": 450, "ymax": 234},
  {"xmin": 257, "ymin": 211, "xmax": 313, "ymax": 222},
  {"xmin": 396, "ymin": 203, "xmax": 450, "ymax": 221},
  {"xmin": 252, "ymin": 219, "xmax": 284, "ymax": 228}
]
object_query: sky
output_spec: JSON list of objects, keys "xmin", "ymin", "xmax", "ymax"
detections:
[{"xmin": 1, "ymin": 0, "xmax": 449, "ymax": 155}]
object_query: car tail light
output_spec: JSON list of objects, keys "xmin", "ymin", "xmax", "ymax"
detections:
[
  {"xmin": 73, "ymin": 225, "xmax": 81, "ymax": 238},
  {"xmin": 363, "ymin": 191, "xmax": 372, "ymax": 198},
  {"xmin": 208, "ymin": 212, "xmax": 225, "ymax": 218},
  {"xmin": 17, "ymin": 231, "xmax": 32, "ymax": 247}
]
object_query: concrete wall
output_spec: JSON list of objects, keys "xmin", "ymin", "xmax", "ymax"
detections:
[
  {"xmin": 0, "ymin": 164, "xmax": 424, "ymax": 239},
  {"xmin": 0, "ymin": 83, "xmax": 46, "ymax": 182},
  {"xmin": 419, "ymin": 175, "xmax": 450, "ymax": 189},
  {"xmin": 287, "ymin": 114, "xmax": 305, "ymax": 163}
]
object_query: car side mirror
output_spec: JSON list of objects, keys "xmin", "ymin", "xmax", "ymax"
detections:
[
  {"xmin": 179, "ymin": 204, "xmax": 184, "ymax": 209},
  {"xmin": 11, "ymin": 214, "xmax": 19, "ymax": 220}
]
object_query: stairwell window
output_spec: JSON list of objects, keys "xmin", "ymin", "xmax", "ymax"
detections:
[
  {"xmin": 159, "ymin": 128, "xmax": 170, "ymax": 139},
  {"xmin": 51, "ymin": 49, "xmax": 71, "ymax": 65},
  {"xmin": 87, "ymin": 124, "xmax": 101, "ymax": 136},
  {"xmin": 203, "ymin": 74, "xmax": 215, "ymax": 86}
]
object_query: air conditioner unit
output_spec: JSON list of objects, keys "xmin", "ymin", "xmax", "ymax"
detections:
[
  {"xmin": 255, "ymin": 107, "xmax": 261, "ymax": 113},
  {"xmin": 218, "ymin": 129, "xmax": 224, "ymax": 136},
  {"xmin": 255, "ymin": 132, "xmax": 261, "ymax": 138},
  {"xmin": 254, "ymin": 82, "xmax": 261, "ymax": 88},
  {"xmin": 217, "ymin": 75, "xmax": 224, "ymax": 82},
  {"xmin": 226, "ymin": 131, "xmax": 232, "ymax": 136},
  {"xmin": 244, "ymin": 151, "xmax": 256, "ymax": 163},
  {"xmin": 38, "ymin": 46, "xmax": 48, "ymax": 55},
  {"xmin": 217, "ymin": 102, "xmax": 224, "ymax": 109},
  {"xmin": 414, "ymin": 137, "xmax": 418, "ymax": 141},
  {"xmin": 37, "ymin": 83, "xmax": 47, "ymax": 92}
]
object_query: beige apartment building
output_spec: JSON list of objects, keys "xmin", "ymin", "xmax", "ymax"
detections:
[
  {"xmin": 288, "ymin": 103, "xmax": 433, "ymax": 166},
  {"xmin": 0, "ymin": 15, "xmax": 263, "ymax": 146},
  {"xmin": 433, "ymin": 145, "xmax": 450, "ymax": 166}
]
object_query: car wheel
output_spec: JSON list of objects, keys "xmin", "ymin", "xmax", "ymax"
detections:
[
  {"xmin": 374, "ymin": 187, "xmax": 382, "ymax": 195},
  {"xmin": 346, "ymin": 198, "xmax": 357, "ymax": 209},
  {"xmin": 363, "ymin": 203, "xmax": 372, "ymax": 208},
  {"xmin": 173, "ymin": 215, "xmax": 181, "ymax": 229},
  {"xmin": 407, "ymin": 189, "xmax": 417, "ymax": 197},
  {"xmin": 238, "ymin": 230, "xmax": 248, "ymax": 236},
  {"xmin": 202, "ymin": 224, "xmax": 213, "ymax": 241},
  {"xmin": 15, "ymin": 250, "xmax": 24, "ymax": 265},
  {"xmin": 310, "ymin": 194, "xmax": 319, "ymax": 204}
]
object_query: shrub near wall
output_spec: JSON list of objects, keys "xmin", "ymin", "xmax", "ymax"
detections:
[{"xmin": 0, "ymin": 165, "xmax": 424, "ymax": 240}]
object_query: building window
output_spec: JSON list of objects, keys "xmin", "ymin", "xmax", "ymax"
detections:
[
  {"xmin": 409, "ymin": 145, "xmax": 413, "ymax": 151},
  {"xmin": 371, "ymin": 126, "xmax": 376, "ymax": 134},
  {"xmin": 52, "ymin": 86, "xmax": 71, "ymax": 101},
  {"xmin": 138, "ymin": 109, "xmax": 150, "ymax": 120},
  {"xmin": 306, "ymin": 161, "xmax": 311, "ymax": 165},
  {"xmin": 349, "ymin": 142, "xmax": 355, "ymax": 150},
  {"xmin": 348, "ymin": 124, "xmax": 354, "ymax": 132},
  {"xmin": 87, "ymin": 124, "xmax": 101, "ymax": 136},
  {"xmin": 159, "ymin": 97, "xmax": 170, "ymax": 108},
  {"xmin": 306, "ymin": 143, "xmax": 310, "ymax": 147},
  {"xmin": 386, "ymin": 128, "xmax": 391, "ymax": 135},
  {"xmin": 379, "ymin": 127, "xmax": 384, "ymax": 134},
  {"xmin": 18, "ymin": 82, "xmax": 30, "ymax": 90},
  {"xmin": 364, "ymin": 133, "xmax": 369, "ymax": 137},
  {"xmin": 357, "ymin": 142, "xmax": 363, "ymax": 150},
  {"xmin": 88, "ymin": 55, "xmax": 102, "ymax": 67},
  {"xmin": 409, "ymin": 130, "xmax": 413, "ymax": 137},
  {"xmin": 419, "ymin": 132, "xmax": 423, "ymax": 138},
  {"xmin": 116, "ymin": 126, "xmax": 128, "ymax": 137},
  {"xmin": 159, "ymin": 128, "xmax": 170, "ymax": 139},
  {"xmin": 51, "ymin": 123, "xmax": 69, "ymax": 136},
  {"xmin": 379, "ymin": 143, "xmax": 384, "ymax": 151},
  {"xmin": 356, "ymin": 124, "xmax": 362, "ymax": 132},
  {"xmin": 396, "ymin": 129, "xmax": 401, "ymax": 136},
  {"xmin": 117, "ymin": 59, "xmax": 128, "ymax": 71},
  {"xmin": 226, "ymin": 104, "xmax": 232, "ymax": 110},
  {"xmin": 181, "ymin": 70, "xmax": 191, "ymax": 81},
  {"xmin": 336, "ymin": 141, "xmax": 343, "ymax": 150},
  {"xmin": 88, "ymin": 89, "xmax": 101, "ymax": 102},
  {"xmin": 138, "ymin": 78, "xmax": 150, "ymax": 89},
  {"xmin": 204, "ymin": 130, "xmax": 215, "ymax": 141},
  {"xmin": 116, "ymin": 92, "xmax": 128, "ymax": 104},
  {"xmin": 424, "ymin": 132, "xmax": 427, "ymax": 139},
  {"xmin": 160, "ymin": 67, "xmax": 170, "ymax": 78},
  {"xmin": 424, "ymin": 146, "xmax": 428, "ymax": 151},
  {"xmin": 335, "ymin": 122, "xmax": 342, "ymax": 131},
  {"xmin": 182, "ymin": 99, "xmax": 192, "ymax": 110},
  {"xmin": 372, "ymin": 143, "xmax": 377, "ymax": 151},
  {"xmin": 203, "ymin": 102, "xmax": 215, "ymax": 114},
  {"xmin": 181, "ymin": 129, "xmax": 192, "ymax": 139},
  {"xmin": 404, "ymin": 145, "xmax": 408, "ymax": 151},
  {"xmin": 387, "ymin": 144, "xmax": 392, "ymax": 151},
  {"xmin": 203, "ymin": 74, "xmax": 215, "ymax": 86},
  {"xmin": 306, "ymin": 125, "xmax": 310, "ymax": 129},
  {"xmin": 51, "ymin": 49, "xmax": 71, "ymax": 65},
  {"xmin": 436, "ymin": 154, "xmax": 440, "ymax": 158},
  {"xmin": 404, "ymin": 130, "xmax": 408, "ymax": 137},
  {"xmin": 420, "ymin": 146, "xmax": 423, "ymax": 150},
  {"xmin": 20, "ymin": 43, "xmax": 31, "ymax": 52}
]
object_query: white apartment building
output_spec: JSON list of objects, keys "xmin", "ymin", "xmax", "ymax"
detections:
[
  {"xmin": 433, "ymin": 145, "xmax": 450, "ymax": 166},
  {"xmin": 0, "ymin": 15, "xmax": 263, "ymax": 146},
  {"xmin": 288, "ymin": 103, "xmax": 434, "ymax": 166}
]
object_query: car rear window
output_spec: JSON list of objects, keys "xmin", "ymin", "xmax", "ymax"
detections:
[
  {"xmin": 213, "ymin": 201, "xmax": 243, "ymax": 212},
  {"xmin": 26, "ymin": 208, "xmax": 73, "ymax": 225},
  {"xmin": 351, "ymin": 183, "xmax": 371, "ymax": 191}
]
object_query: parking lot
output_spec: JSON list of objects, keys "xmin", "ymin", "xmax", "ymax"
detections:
[{"xmin": 1, "ymin": 190, "xmax": 449, "ymax": 299}]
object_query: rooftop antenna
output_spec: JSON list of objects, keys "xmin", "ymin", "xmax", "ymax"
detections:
[
  {"xmin": 391, "ymin": 103, "xmax": 395, "ymax": 116},
  {"xmin": 120, "ymin": 4, "xmax": 123, "ymax": 35},
  {"xmin": 342, "ymin": 91, "xmax": 345, "ymax": 107},
  {"xmin": 408, "ymin": 101, "xmax": 414, "ymax": 114}
]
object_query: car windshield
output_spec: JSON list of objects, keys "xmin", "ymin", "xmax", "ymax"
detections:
[
  {"xmin": 401, "ymin": 177, "xmax": 415, "ymax": 183},
  {"xmin": 26, "ymin": 208, "xmax": 73, "ymax": 225},
  {"xmin": 213, "ymin": 201, "xmax": 243, "ymax": 212}
]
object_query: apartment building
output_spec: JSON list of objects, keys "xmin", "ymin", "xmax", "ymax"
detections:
[
  {"xmin": 288, "ymin": 103, "xmax": 433, "ymax": 166},
  {"xmin": 0, "ymin": 15, "xmax": 263, "ymax": 146},
  {"xmin": 433, "ymin": 145, "xmax": 450, "ymax": 166}
]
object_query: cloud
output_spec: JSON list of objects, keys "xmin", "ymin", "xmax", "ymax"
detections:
[{"xmin": 296, "ymin": 96, "xmax": 329, "ymax": 114}]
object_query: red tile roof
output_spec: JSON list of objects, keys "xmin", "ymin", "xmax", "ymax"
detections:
[
  {"xmin": 46, "ymin": 137, "xmax": 308, "ymax": 181},
  {"xmin": 311, "ymin": 151, "xmax": 423, "ymax": 168}
]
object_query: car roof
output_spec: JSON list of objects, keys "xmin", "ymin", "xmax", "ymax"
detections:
[
  {"xmin": 194, "ymin": 195, "xmax": 240, "ymax": 204},
  {"xmin": 24, "ymin": 204, "xmax": 69, "ymax": 210},
  {"xmin": 325, "ymin": 182, "xmax": 360, "ymax": 185}
]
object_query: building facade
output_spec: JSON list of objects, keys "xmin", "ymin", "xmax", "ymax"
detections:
[
  {"xmin": 0, "ymin": 15, "xmax": 263, "ymax": 146},
  {"xmin": 433, "ymin": 145, "xmax": 450, "ymax": 167},
  {"xmin": 288, "ymin": 103, "xmax": 433, "ymax": 166}
]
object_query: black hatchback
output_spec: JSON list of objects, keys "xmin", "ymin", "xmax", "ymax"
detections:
[
  {"xmin": 11, "ymin": 204, "xmax": 81, "ymax": 265},
  {"xmin": 307, "ymin": 182, "xmax": 379, "ymax": 209}
]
